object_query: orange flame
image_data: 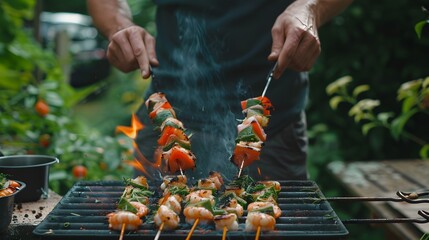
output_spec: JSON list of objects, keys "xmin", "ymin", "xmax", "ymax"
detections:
[
  {"xmin": 123, "ymin": 159, "xmax": 150, "ymax": 176},
  {"xmin": 115, "ymin": 114, "xmax": 144, "ymax": 139},
  {"xmin": 116, "ymin": 113, "xmax": 163, "ymax": 178},
  {"xmin": 257, "ymin": 167, "xmax": 262, "ymax": 176}
]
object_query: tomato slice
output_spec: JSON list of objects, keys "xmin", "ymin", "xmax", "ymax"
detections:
[
  {"xmin": 149, "ymin": 102, "xmax": 173, "ymax": 119},
  {"xmin": 251, "ymin": 119, "xmax": 266, "ymax": 142},
  {"xmin": 167, "ymin": 146, "xmax": 196, "ymax": 172},
  {"xmin": 230, "ymin": 144, "xmax": 261, "ymax": 168},
  {"xmin": 158, "ymin": 126, "xmax": 188, "ymax": 146}
]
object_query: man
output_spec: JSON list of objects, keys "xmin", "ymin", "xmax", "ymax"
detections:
[{"xmin": 87, "ymin": 0, "xmax": 352, "ymax": 181}]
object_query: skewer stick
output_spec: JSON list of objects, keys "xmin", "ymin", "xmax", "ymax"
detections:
[
  {"xmin": 222, "ymin": 226, "xmax": 227, "ymax": 240},
  {"xmin": 237, "ymin": 160, "xmax": 245, "ymax": 178},
  {"xmin": 255, "ymin": 226, "xmax": 261, "ymax": 240},
  {"xmin": 261, "ymin": 62, "xmax": 278, "ymax": 98},
  {"xmin": 154, "ymin": 222, "xmax": 164, "ymax": 240},
  {"xmin": 119, "ymin": 223, "xmax": 126, "ymax": 240},
  {"xmin": 185, "ymin": 218, "xmax": 200, "ymax": 240},
  {"xmin": 179, "ymin": 166, "xmax": 184, "ymax": 178}
]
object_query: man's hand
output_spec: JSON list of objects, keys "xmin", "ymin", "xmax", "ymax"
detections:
[
  {"xmin": 87, "ymin": 0, "xmax": 159, "ymax": 79},
  {"xmin": 107, "ymin": 26, "xmax": 159, "ymax": 79},
  {"xmin": 269, "ymin": 6, "xmax": 320, "ymax": 78},
  {"xmin": 268, "ymin": 0, "xmax": 353, "ymax": 79}
]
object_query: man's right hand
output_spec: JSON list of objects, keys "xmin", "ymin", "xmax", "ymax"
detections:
[{"xmin": 107, "ymin": 25, "xmax": 159, "ymax": 79}]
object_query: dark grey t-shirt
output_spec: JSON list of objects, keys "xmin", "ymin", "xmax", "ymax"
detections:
[{"xmin": 136, "ymin": 0, "xmax": 308, "ymax": 179}]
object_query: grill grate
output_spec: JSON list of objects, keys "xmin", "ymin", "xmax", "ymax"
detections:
[{"xmin": 33, "ymin": 180, "xmax": 349, "ymax": 239}]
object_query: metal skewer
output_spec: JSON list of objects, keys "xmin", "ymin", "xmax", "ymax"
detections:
[
  {"xmin": 292, "ymin": 190, "xmax": 429, "ymax": 204},
  {"xmin": 261, "ymin": 62, "xmax": 278, "ymax": 98},
  {"xmin": 237, "ymin": 62, "xmax": 278, "ymax": 177},
  {"xmin": 342, "ymin": 210, "xmax": 429, "ymax": 224}
]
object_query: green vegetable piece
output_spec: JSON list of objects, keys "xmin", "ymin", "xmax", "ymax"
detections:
[
  {"xmin": 153, "ymin": 110, "xmax": 174, "ymax": 126},
  {"xmin": 250, "ymin": 205, "xmax": 275, "ymax": 217},
  {"xmin": 162, "ymin": 138, "xmax": 191, "ymax": 151},
  {"xmin": 236, "ymin": 126, "xmax": 260, "ymax": 143},
  {"xmin": 117, "ymin": 198, "xmax": 137, "ymax": 214},
  {"xmin": 244, "ymin": 99, "xmax": 262, "ymax": 109},
  {"xmin": 213, "ymin": 209, "xmax": 227, "ymax": 216},
  {"xmin": 186, "ymin": 199, "xmax": 214, "ymax": 213}
]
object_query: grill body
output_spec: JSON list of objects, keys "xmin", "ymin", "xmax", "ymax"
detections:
[{"xmin": 33, "ymin": 180, "xmax": 348, "ymax": 239}]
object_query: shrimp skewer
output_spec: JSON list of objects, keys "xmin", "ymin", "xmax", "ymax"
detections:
[
  {"xmin": 107, "ymin": 176, "xmax": 153, "ymax": 235},
  {"xmin": 183, "ymin": 172, "xmax": 225, "ymax": 238},
  {"xmin": 154, "ymin": 174, "xmax": 190, "ymax": 239},
  {"xmin": 243, "ymin": 179, "xmax": 281, "ymax": 235}
]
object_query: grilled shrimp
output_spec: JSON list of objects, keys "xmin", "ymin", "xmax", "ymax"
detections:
[
  {"xmin": 107, "ymin": 211, "xmax": 142, "ymax": 231},
  {"xmin": 223, "ymin": 198, "xmax": 244, "ymax": 217},
  {"xmin": 158, "ymin": 194, "xmax": 182, "ymax": 214},
  {"xmin": 161, "ymin": 175, "xmax": 188, "ymax": 190},
  {"xmin": 131, "ymin": 176, "xmax": 149, "ymax": 189},
  {"xmin": 185, "ymin": 189, "xmax": 215, "ymax": 205},
  {"xmin": 214, "ymin": 213, "xmax": 238, "ymax": 231},
  {"xmin": 197, "ymin": 178, "xmax": 216, "ymax": 189},
  {"xmin": 245, "ymin": 212, "xmax": 275, "ymax": 231},
  {"xmin": 208, "ymin": 171, "xmax": 224, "ymax": 190},
  {"xmin": 129, "ymin": 201, "xmax": 149, "ymax": 218},
  {"xmin": 257, "ymin": 181, "xmax": 281, "ymax": 192},
  {"xmin": 225, "ymin": 186, "xmax": 245, "ymax": 197},
  {"xmin": 183, "ymin": 206, "xmax": 214, "ymax": 225},
  {"xmin": 247, "ymin": 201, "xmax": 282, "ymax": 219},
  {"xmin": 154, "ymin": 205, "xmax": 180, "ymax": 230}
]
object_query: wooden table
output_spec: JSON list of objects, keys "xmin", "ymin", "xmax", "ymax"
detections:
[{"xmin": 328, "ymin": 159, "xmax": 429, "ymax": 240}]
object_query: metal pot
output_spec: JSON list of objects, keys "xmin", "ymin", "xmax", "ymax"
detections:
[
  {"xmin": 0, "ymin": 180, "xmax": 26, "ymax": 233},
  {"xmin": 0, "ymin": 155, "xmax": 59, "ymax": 202}
]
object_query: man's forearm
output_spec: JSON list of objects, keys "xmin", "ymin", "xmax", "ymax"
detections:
[
  {"xmin": 287, "ymin": 0, "xmax": 353, "ymax": 28},
  {"xmin": 87, "ymin": 0, "xmax": 134, "ymax": 40},
  {"xmin": 310, "ymin": 0, "xmax": 353, "ymax": 27}
]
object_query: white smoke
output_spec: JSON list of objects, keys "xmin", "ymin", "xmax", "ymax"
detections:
[{"xmin": 172, "ymin": 10, "xmax": 238, "ymax": 181}]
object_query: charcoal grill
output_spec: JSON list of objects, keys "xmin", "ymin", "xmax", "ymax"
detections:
[{"xmin": 33, "ymin": 180, "xmax": 349, "ymax": 239}]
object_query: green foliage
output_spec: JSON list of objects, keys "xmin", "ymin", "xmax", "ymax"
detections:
[
  {"xmin": 308, "ymin": 0, "xmax": 429, "ymax": 163},
  {"xmin": 327, "ymin": 76, "xmax": 429, "ymax": 158},
  {"xmin": 0, "ymin": 0, "xmax": 133, "ymax": 194}
]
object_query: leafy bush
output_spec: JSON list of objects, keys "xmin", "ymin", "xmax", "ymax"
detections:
[
  {"xmin": 0, "ymin": 0, "xmax": 133, "ymax": 194},
  {"xmin": 327, "ymin": 76, "xmax": 429, "ymax": 158}
]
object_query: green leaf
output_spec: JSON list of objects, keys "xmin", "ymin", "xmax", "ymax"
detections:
[
  {"xmin": 326, "ymin": 76, "xmax": 352, "ymax": 95},
  {"xmin": 4, "ymin": 0, "xmax": 35, "ymax": 11},
  {"xmin": 362, "ymin": 122, "xmax": 378, "ymax": 135},
  {"xmin": 353, "ymin": 84, "xmax": 370, "ymax": 97},
  {"xmin": 377, "ymin": 112, "xmax": 394, "ymax": 125},
  {"xmin": 329, "ymin": 96, "xmax": 345, "ymax": 110},
  {"xmin": 423, "ymin": 77, "xmax": 429, "ymax": 89},
  {"xmin": 46, "ymin": 92, "xmax": 64, "ymax": 107},
  {"xmin": 419, "ymin": 144, "xmax": 429, "ymax": 159},
  {"xmin": 402, "ymin": 97, "xmax": 417, "ymax": 113},
  {"xmin": 415, "ymin": 20, "xmax": 428, "ymax": 39},
  {"xmin": 118, "ymin": 198, "xmax": 137, "ymax": 213},
  {"xmin": 390, "ymin": 109, "xmax": 418, "ymax": 140}
]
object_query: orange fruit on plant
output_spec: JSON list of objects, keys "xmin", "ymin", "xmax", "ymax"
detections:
[
  {"xmin": 72, "ymin": 165, "xmax": 88, "ymax": 178},
  {"xmin": 39, "ymin": 134, "xmax": 51, "ymax": 148},
  {"xmin": 35, "ymin": 99, "xmax": 49, "ymax": 117}
]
